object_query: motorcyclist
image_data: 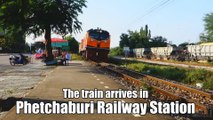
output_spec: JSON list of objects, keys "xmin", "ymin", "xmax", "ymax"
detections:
[{"xmin": 19, "ymin": 53, "xmax": 27, "ymax": 64}]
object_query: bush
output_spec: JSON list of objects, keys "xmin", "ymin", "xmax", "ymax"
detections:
[
  {"xmin": 64, "ymin": 36, "xmax": 79, "ymax": 53},
  {"xmin": 184, "ymin": 69, "xmax": 213, "ymax": 84},
  {"xmin": 160, "ymin": 67, "xmax": 186, "ymax": 82},
  {"xmin": 127, "ymin": 63, "xmax": 186, "ymax": 82},
  {"xmin": 203, "ymin": 77, "xmax": 213, "ymax": 90},
  {"xmin": 112, "ymin": 59, "xmax": 213, "ymax": 90},
  {"xmin": 109, "ymin": 47, "xmax": 123, "ymax": 56}
]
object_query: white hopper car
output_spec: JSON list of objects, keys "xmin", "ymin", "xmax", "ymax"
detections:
[{"xmin": 187, "ymin": 43, "xmax": 213, "ymax": 61}]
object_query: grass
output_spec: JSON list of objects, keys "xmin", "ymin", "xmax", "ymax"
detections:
[
  {"xmin": 109, "ymin": 57, "xmax": 213, "ymax": 90},
  {"xmin": 144, "ymin": 58, "xmax": 213, "ymax": 67}
]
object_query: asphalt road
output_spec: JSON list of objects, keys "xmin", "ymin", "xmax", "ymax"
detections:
[
  {"xmin": 0, "ymin": 54, "xmax": 34, "ymax": 72},
  {"xmin": 0, "ymin": 55, "xmax": 9, "ymax": 64},
  {"xmin": 0, "ymin": 54, "xmax": 54, "ymax": 119},
  {"xmin": 0, "ymin": 54, "xmax": 11, "ymax": 70}
]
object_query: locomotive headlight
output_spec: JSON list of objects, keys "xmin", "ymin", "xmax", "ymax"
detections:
[{"xmin": 104, "ymin": 40, "xmax": 107, "ymax": 43}]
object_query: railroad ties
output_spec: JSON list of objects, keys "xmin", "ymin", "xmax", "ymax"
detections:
[{"xmin": 97, "ymin": 62, "xmax": 213, "ymax": 118}]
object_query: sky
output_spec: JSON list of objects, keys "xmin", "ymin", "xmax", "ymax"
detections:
[{"xmin": 27, "ymin": 0, "xmax": 213, "ymax": 48}]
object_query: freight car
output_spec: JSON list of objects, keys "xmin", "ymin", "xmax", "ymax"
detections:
[
  {"xmin": 187, "ymin": 43, "xmax": 213, "ymax": 61},
  {"xmin": 150, "ymin": 46, "xmax": 177, "ymax": 60},
  {"xmin": 132, "ymin": 48, "xmax": 151, "ymax": 59},
  {"xmin": 133, "ymin": 46, "xmax": 179, "ymax": 60},
  {"xmin": 79, "ymin": 28, "xmax": 110, "ymax": 62},
  {"xmin": 133, "ymin": 43, "xmax": 213, "ymax": 62}
]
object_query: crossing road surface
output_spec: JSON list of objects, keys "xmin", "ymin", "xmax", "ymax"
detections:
[
  {"xmin": 0, "ymin": 54, "xmax": 32, "ymax": 72},
  {"xmin": 0, "ymin": 54, "xmax": 9, "ymax": 65},
  {"xmin": 1, "ymin": 61, "xmax": 174, "ymax": 120},
  {"xmin": 0, "ymin": 54, "xmax": 12, "ymax": 71}
]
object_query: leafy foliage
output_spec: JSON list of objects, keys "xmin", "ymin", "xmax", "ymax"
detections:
[
  {"xmin": 0, "ymin": 0, "xmax": 86, "ymax": 60},
  {"xmin": 23, "ymin": 0, "xmax": 87, "ymax": 36},
  {"xmin": 109, "ymin": 47, "xmax": 123, "ymax": 56},
  {"xmin": 149, "ymin": 36, "xmax": 167, "ymax": 47},
  {"xmin": 204, "ymin": 13, "xmax": 213, "ymax": 39},
  {"xmin": 199, "ymin": 12, "xmax": 213, "ymax": 43},
  {"xmin": 0, "ymin": 26, "xmax": 28, "ymax": 53},
  {"xmin": 64, "ymin": 35, "xmax": 79, "ymax": 53},
  {"xmin": 203, "ymin": 77, "xmax": 213, "ymax": 90},
  {"xmin": 126, "ymin": 63, "xmax": 186, "ymax": 82},
  {"xmin": 0, "ymin": 0, "xmax": 27, "ymax": 52},
  {"xmin": 119, "ymin": 25, "xmax": 151, "ymax": 49},
  {"xmin": 178, "ymin": 42, "xmax": 189, "ymax": 50},
  {"xmin": 119, "ymin": 25, "xmax": 168, "ymax": 49},
  {"xmin": 110, "ymin": 58, "xmax": 213, "ymax": 90},
  {"xmin": 119, "ymin": 33, "xmax": 129, "ymax": 48}
]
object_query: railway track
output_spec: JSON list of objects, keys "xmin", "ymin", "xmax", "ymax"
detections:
[
  {"xmin": 95, "ymin": 62, "xmax": 213, "ymax": 117},
  {"xmin": 114, "ymin": 56, "xmax": 213, "ymax": 71}
]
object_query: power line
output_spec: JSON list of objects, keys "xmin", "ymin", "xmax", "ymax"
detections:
[
  {"xmin": 125, "ymin": 0, "xmax": 174, "ymax": 29},
  {"xmin": 137, "ymin": 0, "xmax": 171, "ymax": 20}
]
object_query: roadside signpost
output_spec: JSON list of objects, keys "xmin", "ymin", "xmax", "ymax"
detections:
[
  {"xmin": 123, "ymin": 47, "xmax": 130, "ymax": 57},
  {"xmin": 123, "ymin": 47, "xmax": 130, "ymax": 67}
]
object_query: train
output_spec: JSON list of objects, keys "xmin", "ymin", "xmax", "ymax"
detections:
[
  {"xmin": 132, "ymin": 43, "xmax": 213, "ymax": 62},
  {"xmin": 79, "ymin": 28, "xmax": 110, "ymax": 62}
]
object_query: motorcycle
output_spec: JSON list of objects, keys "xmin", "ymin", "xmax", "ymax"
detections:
[{"xmin": 9, "ymin": 53, "xmax": 29, "ymax": 66}]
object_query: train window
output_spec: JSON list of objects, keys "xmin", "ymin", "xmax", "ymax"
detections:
[
  {"xmin": 100, "ymin": 32, "xmax": 109, "ymax": 40},
  {"xmin": 89, "ymin": 30, "xmax": 109, "ymax": 40},
  {"xmin": 89, "ymin": 32, "xmax": 99, "ymax": 40}
]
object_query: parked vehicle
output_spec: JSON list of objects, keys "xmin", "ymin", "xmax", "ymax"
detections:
[{"xmin": 9, "ymin": 53, "xmax": 29, "ymax": 66}]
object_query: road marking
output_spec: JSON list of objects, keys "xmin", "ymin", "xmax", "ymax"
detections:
[
  {"xmin": 104, "ymin": 86, "xmax": 109, "ymax": 89},
  {"xmin": 132, "ymin": 114, "xmax": 141, "ymax": 117},
  {"xmin": 100, "ymin": 81, "xmax": 104, "ymax": 84}
]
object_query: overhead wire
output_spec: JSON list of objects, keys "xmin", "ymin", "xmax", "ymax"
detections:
[{"xmin": 125, "ymin": 0, "xmax": 174, "ymax": 29}]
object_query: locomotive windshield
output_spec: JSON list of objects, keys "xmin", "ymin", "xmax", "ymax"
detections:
[{"xmin": 88, "ymin": 29, "xmax": 109, "ymax": 40}]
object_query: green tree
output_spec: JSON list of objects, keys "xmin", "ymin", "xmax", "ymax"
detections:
[
  {"xmin": 178, "ymin": 42, "xmax": 190, "ymax": 50},
  {"xmin": 199, "ymin": 13, "xmax": 213, "ymax": 42},
  {"xmin": 199, "ymin": 33, "xmax": 209, "ymax": 43},
  {"xmin": 128, "ymin": 30, "xmax": 140, "ymax": 48},
  {"xmin": 64, "ymin": 35, "xmax": 79, "ymax": 53},
  {"xmin": 109, "ymin": 47, "xmax": 123, "ymax": 56},
  {"xmin": 0, "ymin": 26, "xmax": 27, "ymax": 53},
  {"xmin": 0, "ymin": 0, "xmax": 27, "ymax": 53},
  {"xmin": 119, "ymin": 25, "xmax": 151, "ymax": 49},
  {"xmin": 6, "ymin": 27, "xmax": 26, "ymax": 52},
  {"xmin": 204, "ymin": 13, "xmax": 213, "ymax": 39},
  {"xmin": 149, "ymin": 36, "xmax": 167, "ymax": 47},
  {"xmin": 0, "ymin": 0, "xmax": 86, "ymax": 61},
  {"xmin": 119, "ymin": 33, "xmax": 129, "ymax": 48},
  {"xmin": 138, "ymin": 25, "xmax": 151, "ymax": 47}
]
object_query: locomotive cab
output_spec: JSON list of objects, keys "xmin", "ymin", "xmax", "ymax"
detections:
[{"xmin": 80, "ymin": 28, "xmax": 111, "ymax": 62}]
